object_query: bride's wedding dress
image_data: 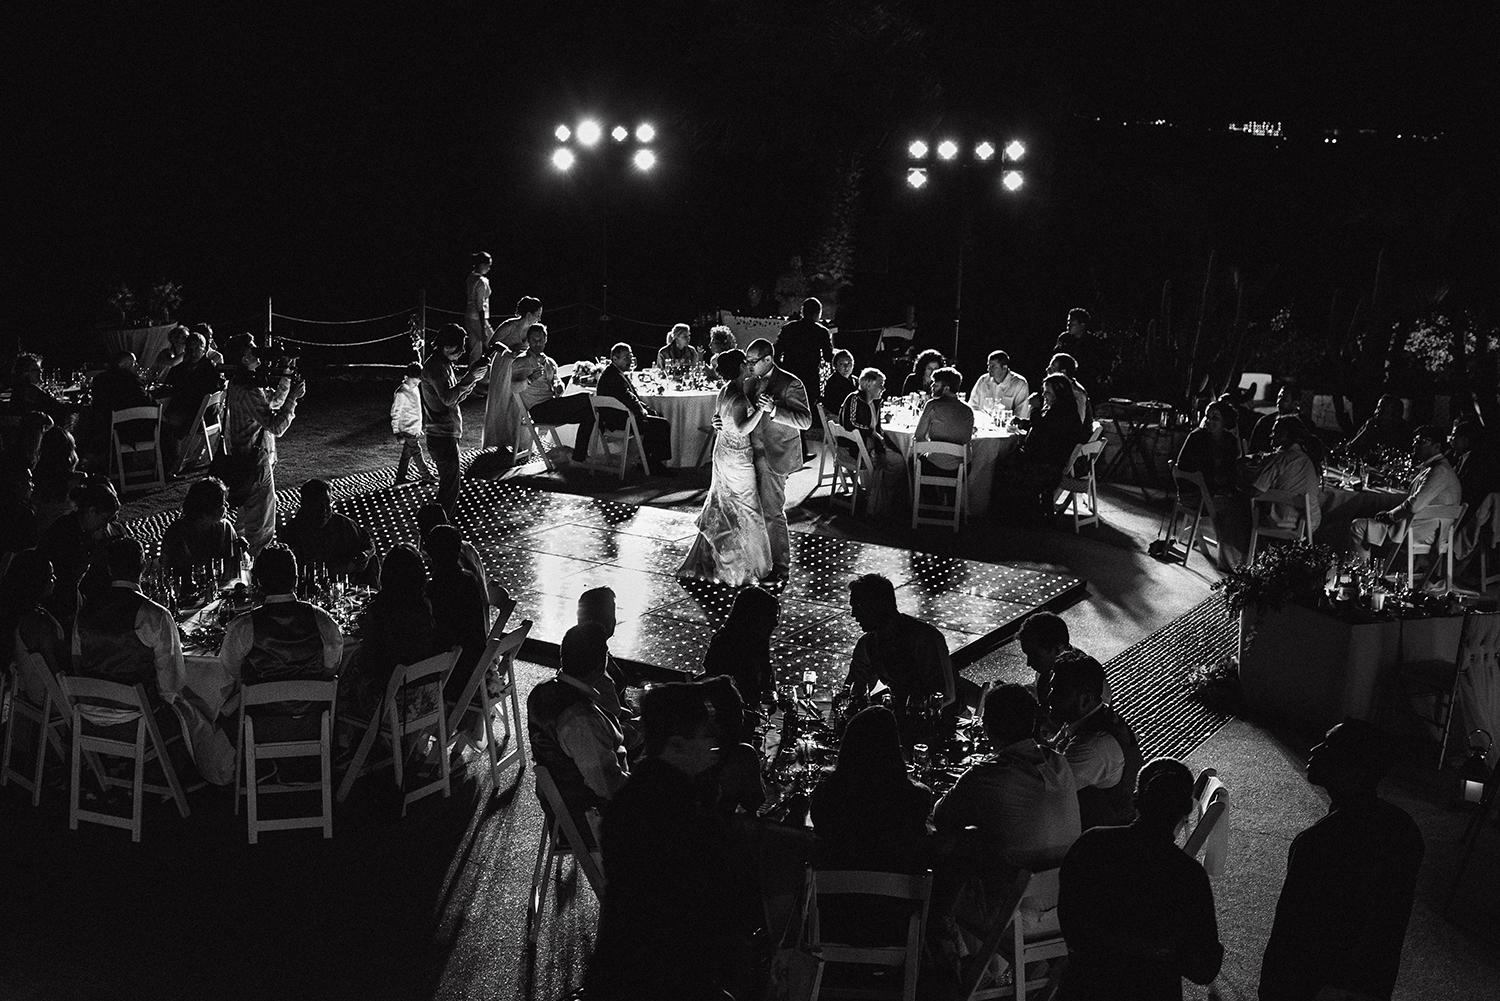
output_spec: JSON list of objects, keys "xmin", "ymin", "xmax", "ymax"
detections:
[{"xmin": 678, "ymin": 389, "xmax": 772, "ymax": 586}]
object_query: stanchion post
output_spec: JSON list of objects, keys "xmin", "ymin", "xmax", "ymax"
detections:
[
  {"xmin": 419, "ymin": 289, "xmax": 427, "ymax": 346},
  {"xmin": 266, "ymin": 296, "xmax": 273, "ymax": 346}
]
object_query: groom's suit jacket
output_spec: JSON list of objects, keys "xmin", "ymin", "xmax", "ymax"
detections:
[{"xmin": 751, "ymin": 364, "xmax": 813, "ymax": 477}]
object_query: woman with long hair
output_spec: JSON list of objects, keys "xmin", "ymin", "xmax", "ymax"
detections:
[
  {"xmin": 701, "ymin": 585, "xmax": 779, "ymax": 706},
  {"xmin": 343, "ymin": 544, "xmax": 436, "ymax": 717},
  {"xmin": 901, "ymin": 348, "xmax": 946, "ymax": 397},
  {"xmin": 160, "ymin": 476, "xmax": 242, "ymax": 571}
]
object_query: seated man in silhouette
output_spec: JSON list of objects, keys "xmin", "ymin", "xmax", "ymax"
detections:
[
  {"xmin": 596, "ymin": 342, "xmax": 672, "ymax": 471},
  {"xmin": 576, "ymin": 585, "xmax": 640, "ymax": 749},
  {"xmin": 1048, "ymin": 654, "xmax": 1143, "ymax": 831},
  {"xmin": 1018, "ymin": 611, "xmax": 1084, "ymax": 711},
  {"xmin": 842, "ymin": 572, "xmax": 955, "ymax": 717},
  {"xmin": 526, "ymin": 623, "xmax": 630, "ymax": 847},
  {"xmin": 1259, "ymin": 719, "xmax": 1424, "ymax": 1001}
]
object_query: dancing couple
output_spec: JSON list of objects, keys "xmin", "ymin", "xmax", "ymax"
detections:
[{"xmin": 679, "ymin": 339, "xmax": 811, "ymax": 587}]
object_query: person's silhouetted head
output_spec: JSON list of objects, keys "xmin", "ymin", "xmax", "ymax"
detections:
[
  {"xmin": 715, "ymin": 348, "xmax": 747, "ymax": 382},
  {"xmin": 578, "ymin": 586, "xmax": 617, "ymax": 639},
  {"xmin": 834, "ymin": 705, "xmax": 911, "ymax": 791},
  {"xmin": 801, "ymin": 297, "xmax": 822, "ymax": 320},
  {"xmin": 640, "ymin": 682, "xmax": 716, "ymax": 775},
  {"xmin": 1135, "ymin": 757, "xmax": 1195, "ymax": 834},
  {"xmin": 104, "ymin": 537, "xmax": 145, "ymax": 585},
  {"xmin": 414, "ymin": 502, "xmax": 449, "ymax": 548},
  {"xmin": 849, "ymin": 574, "xmax": 898, "ymax": 632},
  {"xmin": 560, "ymin": 622, "xmax": 610, "ymax": 684},
  {"xmin": 725, "ymin": 585, "xmax": 779, "ymax": 640},
  {"xmin": 1018, "ymin": 612, "xmax": 1070, "ymax": 671},
  {"xmin": 1048, "ymin": 653, "xmax": 1107, "ymax": 724},
  {"xmin": 1306, "ymin": 719, "xmax": 1394, "ymax": 804},
  {"xmin": 1048, "ymin": 352, "xmax": 1078, "ymax": 378},
  {"xmin": 295, "ymin": 478, "xmax": 333, "ymax": 527},
  {"xmin": 912, "ymin": 349, "xmax": 944, "ymax": 389},
  {"xmin": 695, "ymin": 673, "xmax": 746, "ymax": 746},
  {"xmin": 424, "ymin": 524, "xmax": 464, "ymax": 574},
  {"xmin": 930, "ymin": 366, "xmax": 962, "ymax": 397},
  {"xmin": 182, "ymin": 476, "xmax": 228, "ymax": 523},
  {"xmin": 982, "ymin": 684, "xmax": 1040, "ymax": 749},
  {"xmin": 516, "ymin": 296, "xmax": 542, "ymax": 320},
  {"xmin": 378, "ymin": 544, "xmax": 427, "ymax": 603},
  {"xmin": 708, "ymin": 325, "xmax": 737, "ymax": 357},
  {"xmin": 253, "ymin": 546, "xmax": 298, "ymax": 595},
  {"xmin": 1411, "ymin": 425, "xmax": 1443, "ymax": 463}
]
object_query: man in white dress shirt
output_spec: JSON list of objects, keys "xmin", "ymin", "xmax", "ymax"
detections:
[{"xmin": 970, "ymin": 349, "xmax": 1030, "ymax": 418}]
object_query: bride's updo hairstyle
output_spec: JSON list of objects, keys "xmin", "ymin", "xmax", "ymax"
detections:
[{"xmin": 715, "ymin": 348, "xmax": 747, "ymax": 381}]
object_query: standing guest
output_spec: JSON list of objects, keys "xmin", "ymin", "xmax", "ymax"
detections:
[
  {"xmin": 1057, "ymin": 758, "xmax": 1223, "ymax": 1000},
  {"xmin": 479, "ymin": 296, "xmax": 543, "ymax": 453},
  {"xmin": 225, "ymin": 334, "xmax": 306, "ymax": 555},
  {"xmin": 511, "ymin": 323, "xmax": 594, "ymax": 465},
  {"xmin": 38, "ymin": 476, "xmax": 122, "ymax": 629},
  {"xmin": 745, "ymin": 338, "xmax": 813, "ymax": 583},
  {"xmin": 161, "ymin": 332, "xmax": 222, "ymax": 471},
  {"xmin": 843, "ymin": 573, "xmax": 955, "ymax": 714},
  {"xmin": 1251, "ymin": 416, "xmax": 1323, "ymax": 535},
  {"xmin": 1, "ymin": 552, "xmax": 71, "ymax": 692},
  {"xmin": 597, "ymin": 342, "xmax": 673, "ymax": 471},
  {"xmin": 656, "ymin": 323, "xmax": 701, "ymax": 375},
  {"xmin": 160, "ymin": 476, "xmax": 243, "ymax": 572},
  {"xmin": 282, "ymin": 478, "xmax": 378, "ymax": 585},
  {"xmin": 1259, "ymin": 720, "xmax": 1424, "ymax": 1001},
  {"xmin": 1248, "ymin": 385, "xmax": 1309, "ymax": 455},
  {"xmin": 775, "ymin": 296, "xmax": 835, "ymax": 454},
  {"xmin": 31, "ymin": 427, "xmax": 81, "ymax": 535},
  {"xmin": 701, "ymin": 585, "xmax": 780, "ymax": 707},
  {"xmin": 1046, "ymin": 352, "xmax": 1093, "ymax": 428},
  {"xmin": 1346, "ymin": 394, "xmax": 1412, "ymax": 460},
  {"xmin": 820, "ymin": 348, "xmax": 857, "ymax": 416},
  {"xmin": 1048, "ymin": 654, "xmax": 1143, "ymax": 831},
  {"xmin": 343, "ymin": 544, "xmax": 435, "ymax": 717},
  {"xmin": 463, "ymin": 251, "xmax": 493, "ymax": 366},
  {"xmin": 1349, "ymin": 426, "xmax": 1462, "ymax": 563},
  {"xmin": 901, "ymin": 348, "xmax": 945, "ymax": 397},
  {"xmin": 704, "ymin": 324, "xmax": 739, "ymax": 380},
  {"xmin": 219, "ymin": 546, "xmax": 343, "ymax": 739},
  {"xmin": 837, "ymin": 366, "xmax": 908, "ymax": 517},
  {"xmin": 81, "ymin": 350, "xmax": 154, "ymax": 459},
  {"xmin": 390, "ymin": 362, "xmax": 437, "ymax": 485},
  {"xmin": 586, "ymin": 682, "xmax": 757, "ymax": 1001},
  {"xmin": 5, "ymin": 354, "xmax": 75, "ymax": 425},
  {"xmin": 425, "ymin": 524, "xmax": 487, "ymax": 697},
  {"xmin": 914, "ymin": 366, "xmax": 975, "ymax": 473},
  {"xmin": 970, "ymin": 349, "xmax": 1031, "ymax": 418},
  {"xmin": 421, "ymin": 323, "xmax": 487, "ymax": 516},
  {"xmin": 1013, "ymin": 373, "xmax": 1086, "ymax": 519}
]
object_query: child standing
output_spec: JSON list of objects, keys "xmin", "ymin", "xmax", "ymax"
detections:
[{"xmin": 392, "ymin": 362, "xmax": 437, "ymax": 484}]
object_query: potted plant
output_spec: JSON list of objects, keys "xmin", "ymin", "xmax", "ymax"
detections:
[{"xmin": 1213, "ymin": 541, "xmax": 1334, "ymax": 621}]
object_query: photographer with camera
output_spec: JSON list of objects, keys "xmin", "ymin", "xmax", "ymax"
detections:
[
  {"xmin": 223, "ymin": 334, "xmax": 305, "ymax": 556},
  {"xmin": 422, "ymin": 323, "xmax": 488, "ymax": 515}
]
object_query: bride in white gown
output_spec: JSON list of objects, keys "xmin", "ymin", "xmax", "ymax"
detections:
[{"xmin": 678, "ymin": 349, "xmax": 773, "ymax": 586}]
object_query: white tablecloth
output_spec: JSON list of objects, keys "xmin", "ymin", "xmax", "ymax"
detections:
[
  {"xmin": 884, "ymin": 420, "xmax": 1020, "ymax": 518},
  {"xmin": 644, "ymin": 389, "xmax": 718, "ymax": 468}
]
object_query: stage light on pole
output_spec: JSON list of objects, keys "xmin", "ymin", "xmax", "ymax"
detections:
[
  {"xmin": 1002, "ymin": 170, "xmax": 1024, "ymax": 192},
  {"xmin": 554, "ymin": 124, "xmax": 571, "ymax": 142},
  {"xmin": 974, "ymin": 141, "xmax": 995, "ymax": 161},
  {"xmin": 908, "ymin": 140, "xmax": 929, "ymax": 160},
  {"xmin": 577, "ymin": 119, "xmax": 602, "ymax": 146},
  {"xmin": 633, "ymin": 149, "xmax": 656, "ymax": 171},
  {"xmin": 611, "ymin": 125, "xmax": 629, "ymax": 142},
  {"xmin": 937, "ymin": 140, "xmax": 959, "ymax": 160},
  {"xmin": 552, "ymin": 148, "xmax": 576, "ymax": 171},
  {"xmin": 636, "ymin": 123, "xmax": 655, "ymax": 143},
  {"xmin": 1004, "ymin": 140, "xmax": 1026, "ymax": 162},
  {"xmin": 906, "ymin": 167, "xmax": 928, "ymax": 189}
]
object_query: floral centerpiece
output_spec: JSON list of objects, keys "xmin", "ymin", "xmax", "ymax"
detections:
[
  {"xmin": 570, "ymin": 358, "xmax": 606, "ymax": 388},
  {"xmin": 1213, "ymin": 541, "xmax": 1334, "ymax": 616}
]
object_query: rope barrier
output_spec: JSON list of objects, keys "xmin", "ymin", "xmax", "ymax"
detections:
[
  {"xmin": 277, "ymin": 331, "xmax": 415, "ymax": 348},
  {"xmin": 271, "ymin": 308, "xmax": 414, "ymax": 325}
]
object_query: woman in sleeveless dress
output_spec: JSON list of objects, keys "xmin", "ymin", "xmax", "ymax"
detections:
[{"xmin": 678, "ymin": 349, "xmax": 773, "ymax": 585}]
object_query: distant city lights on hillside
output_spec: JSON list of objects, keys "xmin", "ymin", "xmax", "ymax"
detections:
[{"xmin": 1228, "ymin": 121, "xmax": 1283, "ymax": 138}]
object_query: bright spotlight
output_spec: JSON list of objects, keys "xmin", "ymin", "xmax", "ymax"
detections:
[
  {"xmin": 906, "ymin": 167, "xmax": 928, "ymax": 189},
  {"xmin": 576, "ymin": 120, "xmax": 602, "ymax": 146},
  {"xmin": 936, "ymin": 140, "xmax": 959, "ymax": 160},
  {"xmin": 611, "ymin": 125, "xmax": 628, "ymax": 142},
  {"xmin": 1004, "ymin": 140, "xmax": 1026, "ymax": 162},
  {"xmin": 1001, "ymin": 170, "xmax": 1024, "ymax": 192},
  {"xmin": 908, "ymin": 140, "xmax": 929, "ymax": 160},
  {"xmin": 636, "ymin": 123, "xmax": 655, "ymax": 143},
  {"xmin": 552, "ymin": 148, "xmax": 576, "ymax": 171},
  {"xmin": 554, "ymin": 125, "xmax": 571, "ymax": 142},
  {"xmin": 975, "ymin": 141, "xmax": 995, "ymax": 161},
  {"xmin": 633, "ymin": 149, "xmax": 656, "ymax": 171}
]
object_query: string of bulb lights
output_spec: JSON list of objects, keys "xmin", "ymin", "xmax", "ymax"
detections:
[{"xmin": 551, "ymin": 119, "xmax": 657, "ymax": 172}]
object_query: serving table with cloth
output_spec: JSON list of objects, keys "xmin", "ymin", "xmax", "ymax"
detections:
[{"xmin": 883, "ymin": 406, "xmax": 1019, "ymax": 519}]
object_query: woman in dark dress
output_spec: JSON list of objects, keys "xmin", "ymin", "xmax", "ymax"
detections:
[
  {"xmin": 1011, "ymin": 373, "xmax": 1087, "ymax": 519},
  {"xmin": 425, "ymin": 524, "xmax": 488, "ymax": 699},
  {"xmin": 701, "ymin": 585, "xmax": 779, "ymax": 706},
  {"xmin": 343, "ymin": 544, "xmax": 435, "ymax": 717}
]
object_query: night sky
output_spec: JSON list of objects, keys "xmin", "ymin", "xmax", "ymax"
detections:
[{"xmin": 14, "ymin": 2, "xmax": 1497, "ymax": 375}]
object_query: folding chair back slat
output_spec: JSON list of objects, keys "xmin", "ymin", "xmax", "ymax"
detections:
[
  {"xmin": 1, "ymin": 652, "xmax": 73, "ymax": 805},
  {"xmin": 828, "ymin": 420, "xmax": 873, "ymax": 515},
  {"xmin": 911, "ymin": 440, "xmax": 968, "ymax": 532},
  {"xmin": 1248, "ymin": 488, "xmax": 1316, "ymax": 562},
  {"xmin": 807, "ymin": 867, "xmax": 934, "ymax": 1001},
  {"xmin": 237, "ymin": 678, "xmax": 337, "ymax": 843},
  {"xmin": 110, "ymin": 405, "xmax": 166, "ymax": 494},
  {"xmin": 387, "ymin": 647, "xmax": 461, "ymax": 815},
  {"xmin": 583, "ymin": 394, "xmax": 651, "ymax": 480},
  {"xmin": 1055, "ymin": 438, "xmax": 1106, "ymax": 533}
]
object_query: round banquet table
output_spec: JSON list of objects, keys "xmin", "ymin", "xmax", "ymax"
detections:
[
  {"xmin": 883, "ymin": 416, "xmax": 1020, "ymax": 519},
  {"xmin": 644, "ymin": 388, "xmax": 718, "ymax": 468}
]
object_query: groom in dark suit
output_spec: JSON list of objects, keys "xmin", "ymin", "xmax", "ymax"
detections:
[{"xmin": 744, "ymin": 338, "xmax": 812, "ymax": 583}]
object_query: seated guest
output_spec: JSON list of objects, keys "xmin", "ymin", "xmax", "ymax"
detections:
[
  {"xmin": 702, "ymin": 584, "xmax": 780, "ymax": 707},
  {"xmin": 415, "ymin": 502, "xmax": 488, "ymax": 591},
  {"xmin": 0, "ymin": 456, "xmax": 41, "ymax": 579},
  {"xmin": 837, "ymin": 366, "xmax": 909, "ymax": 517},
  {"xmin": 71, "ymin": 537, "xmax": 187, "ymax": 714},
  {"xmin": 693, "ymin": 673, "xmax": 766, "ymax": 816},
  {"xmin": 1350, "ymin": 426, "xmax": 1462, "ymax": 564},
  {"xmin": 913, "ymin": 366, "xmax": 975, "ymax": 473},
  {"xmin": 1251, "ymin": 415, "xmax": 1323, "ymax": 536},
  {"xmin": 1017, "ymin": 611, "xmax": 1086, "ymax": 710},
  {"xmin": 219, "ymin": 546, "xmax": 343, "ymax": 739},
  {"xmin": 80, "ymin": 350, "xmax": 154, "ymax": 459},
  {"xmin": 194, "ymin": 322, "xmax": 226, "ymax": 366},
  {"xmin": 1, "ymin": 552, "xmax": 71, "ymax": 701},
  {"xmin": 703, "ymin": 324, "xmax": 739, "ymax": 380},
  {"xmin": 527, "ymin": 622, "xmax": 631, "ymax": 842},
  {"xmin": 811, "ymin": 705, "xmax": 932, "ymax": 872},
  {"xmin": 39, "ymin": 476, "xmax": 122, "ymax": 630},
  {"xmin": 970, "ymin": 349, "xmax": 1031, "ymax": 418},
  {"xmin": 1013, "ymin": 373, "xmax": 1086, "ymax": 519},
  {"xmin": 656, "ymin": 322, "xmax": 701, "ymax": 374},
  {"xmin": 1046, "ymin": 352, "xmax": 1093, "ymax": 428},
  {"xmin": 1259, "ymin": 720, "xmax": 1424, "ymax": 1001},
  {"xmin": 343, "ymin": 544, "xmax": 435, "ymax": 717},
  {"xmin": 1447, "ymin": 419, "xmax": 1496, "ymax": 504},
  {"xmin": 597, "ymin": 342, "xmax": 672, "ymax": 470},
  {"xmin": 281, "ymin": 478, "xmax": 378, "ymax": 585},
  {"xmin": 586, "ymin": 682, "xmax": 757, "ymax": 1001},
  {"xmin": 511, "ymin": 323, "xmax": 594, "ymax": 464},
  {"xmin": 820, "ymin": 348, "xmax": 857, "ymax": 416},
  {"xmin": 1174, "ymin": 400, "xmax": 1240, "ymax": 496},
  {"xmin": 1057, "ymin": 758, "xmax": 1223, "ymax": 1000},
  {"xmin": 576, "ymin": 586, "xmax": 640, "ymax": 753},
  {"xmin": 901, "ymin": 347, "xmax": 945, "ymax": 397},
  {"xmin": 31, "ymin": 427, "xmax": 81, "ymax": 534},
  {"xmin": 1248, "ymin": 385, "xmax": 1310, "ymax": 455},
  {"xmin": 149, "ymin": 325, "xmax": 189, "ymax": 382},
  {"xmin": 161, "ymin": 331, "xmax": 223, "ymax": 470},
  {"xmin": 1346, "ymin": 394, "xmax": 1412, "ymax": 460},
  {"xmin": 1048, "ymin": 654, "xmax": 1143, "ymax": 830},
  {"xmin": 5, "ymin": 354, "xmax": 76, "ymax": 425},
  {"xmin": 0, "ymin": 410, "xmax": 52, "ymax": 474},
  {"xmin": 161, "ymin": 476, "xmax": 243, "ymax": 572},
  {"xmin": 425, "ymin": 525, "xmax": 487, "ymax": 697},
  {"xmin": 843, "ymin": 573, "xmax": 956, "ymax": 715}
]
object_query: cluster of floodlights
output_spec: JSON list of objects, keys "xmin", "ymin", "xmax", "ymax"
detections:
[
  {"xmin": 906, "ymin": 138, "xmax": 1025, "ymax": 191},
  {"xmin": 552, "ymin": 120, "xmax": 657, "ymax": 172}
]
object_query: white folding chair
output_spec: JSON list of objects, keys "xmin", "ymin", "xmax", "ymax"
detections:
[
  {"xmin": 109, "ymin": 405, "xmax": 166, "ymax": 494},
  {"xmin": 812, "ymin": 404, "xmax": 840, "ymax": 496},
  {"xmin": 911, "ymin": 440, "xmax": 969, "ymax": 532},
  {"xmin": 336, "ymin": 647, "xmax": 461, "ymax": 808},
  {"xmin": 1, "ymin": 652, "xmax": 78, "ymax": 806},
  {"xmin": 521, "ymin": 410, "xmax": 567, "ymax": 471},
  {"xmin": 175, "ymin": 389, "xmax": 224, "ymax": 475},
  {"xmin": 1054, "ymin": 439, "xmax": 1106, "ymax": 533},
  {"xmin": 1397, "ymin": 610, "xmax": 1500, "ymax": 766},
  {"xmin": 1183, "ymin": 768, "xmax": 1230, "ymax": 877},
  {"xmin": 1164, "ymin": 461, "xmax": 1220, "ymax": 567},
  {"xmin": 1248, "ymin": 488, "xmax": 1317, "ymax": 562},
  {"xmin": 1393, "ymin": 503, "xmax": 1466, "ymax": 591},
  {"xmin": 582, "ymin": 394, "xmax": 652, "ymax": 480},
  {"xmin": 234, "ymin": 679, "xmax": 337, "ymax": 843},
  {"xmin": 964, "ymin": 868, "xmax": 1069, "ymax": 1001},
  {"xmin": 807, "ymin": 867, "xmax": 934, "ymax": 1001},
  {"xmin": 446, "ymin": 619, "xmax": 532, "ymax": 791},
  {"xmin": 828, "ymin": 421, "xmax": 874, "ymax": 515},
  {"xmin": 57, "ymin": 677, "xmax": 192, "ymax": 842},
  {"xmin": 528, "ymin": 764, "xmax": 607, "ymax": 947}
]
